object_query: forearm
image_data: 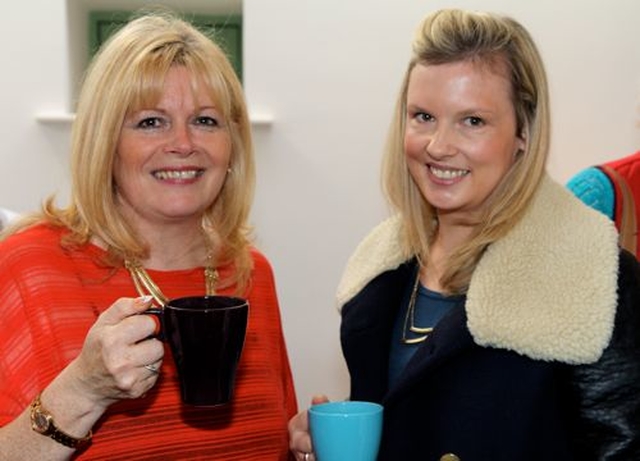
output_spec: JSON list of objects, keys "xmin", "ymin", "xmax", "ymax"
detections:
[{"xmin": 0, "ymin": 361, "xmax": 107, "ymax": 460}]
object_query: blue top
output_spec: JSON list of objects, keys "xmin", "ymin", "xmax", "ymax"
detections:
[
  {"xmin": 566, "ymin": 166, "xmax": 614, "ymax": 219},
  {"xmin": 388, "ymin": 279, "xmax": 464, "ymax": 388}
]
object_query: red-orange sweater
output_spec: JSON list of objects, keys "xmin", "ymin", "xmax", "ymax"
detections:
[{"xmin": 0, "ymin": 224, "xmax": 297, "ymax": 460}]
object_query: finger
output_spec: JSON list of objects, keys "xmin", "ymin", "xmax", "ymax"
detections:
[
  {"xmin": 297, "ymin": 451, "xmax": 314, "ymax": 461},
  {"xmin": 127, "ymin": 313, "xmax": 162, "ymax": 342},
  {"xmin": 116, "ymin": 307, "xmax": 162, "ymax": 344},
  {"xmin": 310, "ymin": 394, "xmax": 329, "ymax": 405},
  {"xmin": 146, "ymin": 313, "xmax": 162, "ymax": 337},
  {"xmin": 142, "ymin": 359, "xmax": 163, "ymax": 375},
  {"xmin": 99, "ymin": 322, "xmax": 164, "ymax": 378},
  {"xmin": 289, "ymin": 411, "xmax": 313, "ymax": 454},
  {"xmin": 132, "ymin": 335, "xmax": 164, "ymax": 366},
  {"xmin": 99, "ymin": 296, "xmax": 154, "ymax": 327}
]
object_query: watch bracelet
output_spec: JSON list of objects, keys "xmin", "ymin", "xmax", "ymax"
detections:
[{"xmin": 30, "ymin": 391, "xmax": 93, "ymax": 449}]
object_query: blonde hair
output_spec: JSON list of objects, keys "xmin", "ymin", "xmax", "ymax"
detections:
[
  {"xmin": 7, "ymin": 13, "xmax": 255, "ymax": 292},
  {"xmin": 382, "ymin": 9, "xmax": 550, "ymax": 294}
]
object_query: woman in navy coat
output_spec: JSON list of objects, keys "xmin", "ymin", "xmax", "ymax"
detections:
[{"xmin": 289, "ymin": 8, "xmax": 640, "ymax": 461}]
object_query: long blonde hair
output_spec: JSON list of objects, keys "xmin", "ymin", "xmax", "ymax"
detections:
[
  {"xmin": 5, "ymin": 13, "xmax": 255, "ymax": 292},
  {"xmin": 382, "ymin": 9, "xmax": 550, "ymax": 294}
]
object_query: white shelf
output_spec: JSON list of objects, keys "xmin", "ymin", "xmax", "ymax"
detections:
[
  {"xmin": 35, "ymin": 112, "xmax": 76, "ymax": 124},
  {"xmin": 36, "ymin": 111, "xmax": 274, "ymax": 126}
]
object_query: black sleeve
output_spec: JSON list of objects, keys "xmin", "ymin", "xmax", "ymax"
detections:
[{"xmin": 570, "ymin": 249, "xmax": 640, "ymax": 460}]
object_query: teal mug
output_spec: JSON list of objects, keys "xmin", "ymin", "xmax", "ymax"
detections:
[{"xmin": 309, "ymin": 401, "xmax": 383, "ymax": 461}]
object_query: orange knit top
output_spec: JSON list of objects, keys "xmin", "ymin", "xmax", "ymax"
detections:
[{"xmin": 0, "ymin": 224, "xmax": 297, "ymax": 460}]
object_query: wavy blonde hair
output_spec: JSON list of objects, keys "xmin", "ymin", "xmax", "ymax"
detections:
[
  {"xmin": 382, "ymin": 9, "xmax": 550, "ymax": 294},
  {"xmin": 5, "ymin": 13, "xmax": 255, "ymax": 292}
]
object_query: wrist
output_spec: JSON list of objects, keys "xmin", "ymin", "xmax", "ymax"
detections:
[{"xmin": 30, "ymin": 391, "xmax": 93, "ymax": 450}]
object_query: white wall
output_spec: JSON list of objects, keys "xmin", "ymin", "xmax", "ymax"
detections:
[{"xmin": 2, "ymin": 0, "xmax": 640, "ymax": 410}]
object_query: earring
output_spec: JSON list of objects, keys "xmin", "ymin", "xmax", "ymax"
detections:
[{"xmin": 227, "ymin": 167, "xmax": 232, "ymax": 174}]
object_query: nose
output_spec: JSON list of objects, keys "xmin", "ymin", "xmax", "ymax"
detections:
[
  {"xmin": 424, "ymin": 123, "xmax": 456, "ymax": 159},
  {"xmin": 167, "ymin": 122, "xmax": 195, "ymax": 156}
]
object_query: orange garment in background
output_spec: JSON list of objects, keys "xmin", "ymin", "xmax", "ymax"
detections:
[
  {"xmin": 0, "ymin": 224, "xmax": 297, "ymax": 460},
  {"xmin": 600, "ymin": 151, "xmax": 640, "ymax": 257}
]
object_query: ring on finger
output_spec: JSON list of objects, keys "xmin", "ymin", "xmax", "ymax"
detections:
[
  {"xmin": 304, "ymin": 453, "xmax": 311, "ymax": 461},
  {"xmin": 144, "ymin": 363, "xmax": 160, "ymax": 374}
]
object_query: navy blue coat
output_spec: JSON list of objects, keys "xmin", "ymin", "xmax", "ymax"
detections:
[
  {"xmin": 337, "ymin": 178, "xmax": 640, "ymax": 461},
  {"xmin": 341, "ymin": 252, "xmax": 640, "ymax": 461}
]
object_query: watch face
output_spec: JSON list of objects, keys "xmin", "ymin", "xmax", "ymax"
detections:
[{"xmin": 33, "ymin": 411, "xmax": 51, "ymax": 433}]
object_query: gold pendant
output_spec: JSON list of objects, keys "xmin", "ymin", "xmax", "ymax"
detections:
[{"xmin": 401, "ymin": 267, "xmax": 432, "ymax": 344}]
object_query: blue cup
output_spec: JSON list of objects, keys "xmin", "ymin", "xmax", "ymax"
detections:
[{"xmin": 309, "ymin": 401, "xmax": 383, "ymax": 461}]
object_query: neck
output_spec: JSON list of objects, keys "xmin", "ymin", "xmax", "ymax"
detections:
[
  {"xmin": 435, "ymin": 211, "xmax": 477, "ymax": 249},
  {"xmin": 143, "ymin": 234, "xmax": 210, "ymax": 271},
  {"xmin": 422, "ymin": 219, "xmax": 474, "ymax": 292},
  {"xmin": 90, "ymin": 222, "xmax": 212, "ymax": 271},
  {"xmin": 421, "ymin": 251, "xmax": 445, "ymax": 292},
  {"xmin": 135, "ymin": 222, "xmax": 210, "ymax": 271},
  {"xmin": 113, "ymin": 198, "xmax": 212, "ymax": 270}
]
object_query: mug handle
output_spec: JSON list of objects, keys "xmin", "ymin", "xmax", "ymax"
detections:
[{"xmin": 143, "ymin": 307, "xmax": 165, "ymax": 341}]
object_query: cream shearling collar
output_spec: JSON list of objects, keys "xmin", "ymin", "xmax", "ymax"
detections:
[{"xmin": 336, "ymin": 175, "xmax": 619, "ymax": 364}]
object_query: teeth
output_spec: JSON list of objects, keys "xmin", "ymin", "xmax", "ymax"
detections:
[
  {"xmin": 429, "ymin": 166, "xmax": 469, "ymax": 180},
  {"xmin": 153, "ymin": 170, "xmax": 201, "ymax": 180}
]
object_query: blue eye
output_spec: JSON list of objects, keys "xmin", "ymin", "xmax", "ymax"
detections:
[
  {"xmin": 414, "ymin": 112, "xmax": 433, "ymax": 122},
  {"xmin": 466, "ymin": 116, "xmax": 484, "ymax": 127},
  {"xmin": 136, "ymin": 117, "xmax": 163, "ymax": 129},
  {"xmin": 195, "ymin": 116, "xmax": 219, "ymax": 127}
]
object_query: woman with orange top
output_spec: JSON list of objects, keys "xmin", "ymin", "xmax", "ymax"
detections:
[{"xmin": 0, "ymin": 12, "xmax": 296, "ymax": 460}]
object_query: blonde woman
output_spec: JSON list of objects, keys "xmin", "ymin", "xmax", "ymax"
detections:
[
  {"xmin": 289, "ymin": 9, "xmax": 640, "ymax": 461},
  {"xmin": 0, "ymin": 13, "xmax": 296, "ymax": 460}
]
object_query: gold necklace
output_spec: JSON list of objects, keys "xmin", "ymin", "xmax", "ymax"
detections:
[
  {"xmin": 401, "ymin": 268, "xmax": 433, "ymax": 344},
  {"xmin": 125, "ymin": 257, "xmax": 218, "ymax": 307}
]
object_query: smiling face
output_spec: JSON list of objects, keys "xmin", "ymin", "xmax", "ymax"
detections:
[
  {"xmin": 404, "ymin": 59, "xmax": 525, "ymax": 223},
  {"xmin": 114, "ymin": 66, "xmax": 231, "ymax": 230}
]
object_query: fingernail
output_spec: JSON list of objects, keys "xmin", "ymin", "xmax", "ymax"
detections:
[{"xmin": 136, "ymin": 295, "xmax": 154, "ymax": 305}]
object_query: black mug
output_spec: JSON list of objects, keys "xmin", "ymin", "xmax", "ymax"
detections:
[{"xmin": 148, "ymin": 296, "xmax": 249, "ymax": 406}]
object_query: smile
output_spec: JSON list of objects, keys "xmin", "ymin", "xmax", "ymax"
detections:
[
  {"xmin": 428, "ymin": 165, "xmax": 470, "ymax": 180},
  {"xmin": 152, "ymin": 169, "xmax": 204, "ymax": 180}
]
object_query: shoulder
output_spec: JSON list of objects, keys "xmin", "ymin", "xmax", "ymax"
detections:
[
  {"xmin": 0, "ymin": 224, "xmax": 66, "ymax": 263},
  {"xmin": 468, "ymin": 176, "xmax": 619, "ymax": 364},
  {"xmin": 336, "ymin": 216, "xmax": 407, "ymax": 309},
  {"xmin": 568, "ymin": 249, "xmax": 640, "ymax": 458},
  {"xmin": 616, "ymin": 249, "xmax": 640, "ymax": 316},
  {"xmin": 566, "ymin": 166, "xmax": 614, "ymax": 218},
  {"xmin": 244, "ymin": 248, "xmax": 283, "ymax": 320},
  {"xmin": 247, "ymin": 247, "xmax": 278, "ymax": 292},
  {"xmin": 249, "ymin": 247, "xmax": 273, "ymax": 273}
]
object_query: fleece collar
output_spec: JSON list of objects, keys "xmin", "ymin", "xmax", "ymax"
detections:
[{"xmin": 336, "ymin": 175, "xmax": 619, "ymax": 364}]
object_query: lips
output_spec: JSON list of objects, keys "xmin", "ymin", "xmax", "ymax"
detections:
[
  {"xmin": 152, "ymin": 169, "xmax": 204, "ymax": 180},
  {"xmin": 428, "ymin": 164, "xmax": 470, "ymax": 180}
]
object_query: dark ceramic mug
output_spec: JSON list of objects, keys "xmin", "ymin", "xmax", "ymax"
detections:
[{"xmin": 148, "ymin": 296, "xmax": 249, "ymax": 406}]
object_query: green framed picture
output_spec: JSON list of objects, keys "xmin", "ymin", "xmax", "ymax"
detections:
[{"xmin": 88, "ymin": 11, "xmax": 243, "ymax": 81}]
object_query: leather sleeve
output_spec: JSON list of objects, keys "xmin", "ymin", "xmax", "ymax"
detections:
[{"xmin": 570, "ymin": 249, "xmax": 640, "ymax": 460}]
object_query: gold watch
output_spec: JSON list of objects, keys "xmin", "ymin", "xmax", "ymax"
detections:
[{"xmin": 30, "ymin": 392, "xmax": 92, "ymax": 449}]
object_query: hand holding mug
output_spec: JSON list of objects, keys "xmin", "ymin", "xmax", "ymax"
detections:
[
  {"xmin": 289, "ymin": 395, "xmax": 330, "ymax": 460},
  {"xmin": 309, "ymin": 401, "xmax": 383, "ymax": 461},
  {"xmin": 72, "ymin": 296, "xmax": 164, "ymax": 407}
]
